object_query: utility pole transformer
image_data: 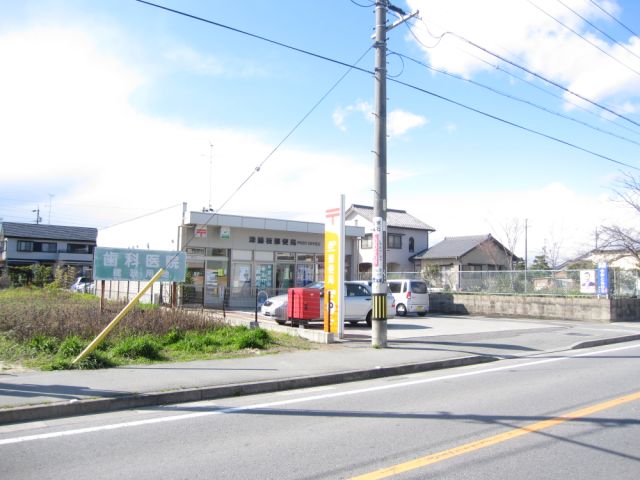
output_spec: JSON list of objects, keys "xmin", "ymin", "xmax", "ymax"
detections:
[{"xmin": 370, "ymin": 1, "xmax": 418, "ymax": 348}]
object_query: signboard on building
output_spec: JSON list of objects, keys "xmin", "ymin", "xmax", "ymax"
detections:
[
  {"xmin": 324, "ymin": 198, "xmax": 345, "ymax": 336},
  {"xmin": 195, "ymin": 225, "xmax": 208, "ymax": 238},
  {"xmin": 94, "ymin": 247, "xmax": 187, "ymax": 283}
]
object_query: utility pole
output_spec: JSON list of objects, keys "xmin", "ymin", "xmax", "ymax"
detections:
[
  {"xmin": 208, "ymin": 142, "xmax": 214, "ymax": 212},
  {"xmin": 370, "ymin": 1, "xmax": 418, "ymax": 348}
]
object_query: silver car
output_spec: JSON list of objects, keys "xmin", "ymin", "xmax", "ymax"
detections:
[{"xmin": 260, "ymin": 281, "xmax": 395, "ymax": 327}]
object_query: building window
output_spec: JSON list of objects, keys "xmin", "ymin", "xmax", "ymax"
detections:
[
  {"xmin": 409, "ymin": 237, "xmax": 415, "ymax": 253},
  {"xmin": 290, "ymin": 239, "xmax": 297, "ymax": 246},
  {"xmin": 17, "ymin": 241, "xmax": 33, "ymax": 252},
  {"xmin": 388, "ymin": 234, "xmax": 402, "ymax": 249},
  {"xmin": 274, "ymin": 238, "xmax": 281, "ymax": 245},
  {"xmin": 257, "ymin": 237, "xmax": 264, "ymax": 244},
  {"xmin": 34, "ymin": 242, "xmax": 57, "ymax": 253},
  {"xmin": 266, "ymin": 237, "xmax": 273, "ymax": 245},
  {"xmin": 67, "ymin": 244, "xmax": 92, "ymax": 254},
  {"xmin": 249, "ymin": 236, "xmax": 256, "ymax": 243},
  {"xmin": 361, "ymin": 234, "xmax": 372, "ymax": 249}
]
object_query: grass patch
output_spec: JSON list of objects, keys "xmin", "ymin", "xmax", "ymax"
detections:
[{"xmin": 0, "ymin": 287, "xmax": 314, "ymax": 370}]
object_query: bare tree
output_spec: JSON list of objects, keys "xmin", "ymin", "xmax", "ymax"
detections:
[{"xmin": 600, "ymin": 172, "xmax": 640, "ymax": 264}]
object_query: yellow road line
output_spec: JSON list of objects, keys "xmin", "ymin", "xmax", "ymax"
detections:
[{"xmin": 351, "ymin": 390, "xmax": 640, "ymax": 479}]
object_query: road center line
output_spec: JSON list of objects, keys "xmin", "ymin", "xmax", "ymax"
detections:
[
  {"xmin": 350, "ymin": 389, "xmax": 640, "ymax": 479},
  {"xmin": 1, "ymin": 342, "xmax": 638, "ymax": 446}
]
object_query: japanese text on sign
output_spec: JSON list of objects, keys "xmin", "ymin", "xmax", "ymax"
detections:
[{"xmin": 94, "ymin": 247, "xmax": 187, "ymax": 282}]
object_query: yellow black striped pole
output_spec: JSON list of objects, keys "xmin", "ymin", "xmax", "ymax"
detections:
[{"xmin": 372, "ymin": 294, "xmax": 387, "ymax": 320}]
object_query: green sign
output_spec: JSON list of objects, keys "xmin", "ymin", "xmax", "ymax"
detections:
[{"xmin": 94, "ymin": 247, "xmax": 186, "ymax": 282}]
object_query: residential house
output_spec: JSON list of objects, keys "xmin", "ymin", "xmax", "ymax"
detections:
[
  {"xmin": 562, "ymin": 247, "xmax": 639, "ymax": 270},
  {"xmin": 412, "ymin": 234, "xmax": 520, "ymax": 289},
  {"xmin": 345, "ymin": 204, "xmax": 435, "ymax": 275},
  {"xmin": 0, "ymin": 222, "xmax": 98, "ymax": 280}
]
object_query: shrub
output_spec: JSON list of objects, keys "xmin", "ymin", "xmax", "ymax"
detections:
[
  {"xmin": 28, "ymin": 334, "xmax": 60, "ymax": 354},
  {"xmin": 234, "ymin": 327, "xmax": 272, "ymax": 350},
  {"xmin": 57, "ymin": 335, "xmax": 86, "ymax": 358},
  {"xmin": 112, "ymin": 335, "xmax": 163, "ymax": 360}
]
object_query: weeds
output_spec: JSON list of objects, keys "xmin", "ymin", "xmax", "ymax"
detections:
[{"xmin": 0, "ymin": 287, "xmax": 308, "ymax": 370}]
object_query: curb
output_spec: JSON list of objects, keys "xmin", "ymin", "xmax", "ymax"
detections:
[
  {"xmin": 0, "ymin": 355, "xmax": 497, "ymax": 425},
  {"xmin": 571, "ymin": 333, "xmax": 640, "ymax": 350}
]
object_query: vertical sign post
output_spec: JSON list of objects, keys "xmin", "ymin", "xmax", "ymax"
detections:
[
  {"xmin": 324, "ymin": 196, "xmax": 345, "ymax": 337},
  {"xmin": 596, "ymin": 262, "xmax": 609, "ymax": 298}
]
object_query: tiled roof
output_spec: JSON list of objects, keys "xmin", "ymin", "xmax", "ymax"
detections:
[
  {"xmin": 0, "ymin": 222, "xmax": 98, "ymax": 242},
  {"xmin": 413, "ymin": 234, "xmax": 492, "ymax": 260},
  {"xmin": 347, "ymin": 204, "xmax": 435, "ymax": 231}
]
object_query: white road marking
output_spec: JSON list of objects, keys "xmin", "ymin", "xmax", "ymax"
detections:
[{"xmin": 1, "ymin": 342, "xmax": 639, "ymax": 446}]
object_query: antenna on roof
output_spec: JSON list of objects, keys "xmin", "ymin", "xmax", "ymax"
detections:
[{"xmin": 32, "ymin": 206, "xmax": 42, "ymax": 225}]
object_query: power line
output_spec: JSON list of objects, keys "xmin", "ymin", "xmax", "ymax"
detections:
[
  {"xmin": 214, "ymin": 47, "xmax": 372, "ymax": 214},
  {"xmin": 409, "ymin": 17, "xmax": 640, "ymax": 140},
  {"xmin": 588, "ymin": 0, "xmax": 639, "ymax": 38},
  {"xmin": 524, "ymin": 0, "xmax": 640, "ymax": 77},
  {"xmin": 134, "ymin": 1, "xmax": 639, "ymax": 171},
  {"xmin": 556, "ymin": 0, "xmax": 640, "ymax": 64},
  {"xmin": 100, "ymin": 203, "xmax": 182, "ymax": 230},
  {"xmin": 389, "ymin": 73, "xmax": 640, "ymax": 171},
  {"xmin": 134, "ymin": 1, "xmax": 372, "ymax": 76},
  {"xmin": 447, "ymin": 31, "xmax": 640, "ymax": 129},
  {"xmin": 389, "ymin": 48, "xmax": 640, "ymax": 148}
]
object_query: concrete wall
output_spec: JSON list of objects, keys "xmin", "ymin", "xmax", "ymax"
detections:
[{"xmin": 430, "ymin": 292, "xmax": 640, "ymax": 323}]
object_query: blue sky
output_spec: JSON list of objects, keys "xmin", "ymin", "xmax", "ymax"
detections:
[{"xmin": 1, "ymin": 0, "xmax": 640, "ymax": 263}]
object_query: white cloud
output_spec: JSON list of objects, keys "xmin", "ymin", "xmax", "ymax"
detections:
[
  {"xmin": 0, "ymin": 26, "xmax": 372, "ymax": 249},
  {"xmin": 406, "ymin": 0, "xmax": 640, "ymax": 105},
  {"xmin": 388, "ymin": 110, "xmax": 427, "ymax": 137},
  {"xmin": 333, "ymin": 101, "xmax": 426, "ymax": 137},
  {"xmin": 332, "ymin": 100, "xmax": 372, "ymax": 131}
]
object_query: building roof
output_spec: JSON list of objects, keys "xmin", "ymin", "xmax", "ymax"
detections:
[
  {"xmin": 346, "ymin": 204, "xmax": 435, "ymax": 232},
  {"xmin": 413, "ymin": 234, "xmax": 491, "ymax": 260},
  {"xmin": 412, "ymin": 234, "xmax": 520, "ymax": 262},
  {"xmin": 0, "ymin": 222, "xmax": 98, "ymax": 242}
]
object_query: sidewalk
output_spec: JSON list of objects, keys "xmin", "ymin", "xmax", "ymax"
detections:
[{"xmin": 1, "ymin": 315, "xmax": 640, "ymax": 425}]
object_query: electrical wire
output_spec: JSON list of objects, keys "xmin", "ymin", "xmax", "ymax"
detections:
[
  {"xmin": 134, "ymin": 0, "xmax": 640, "ymax": 174},
  {"xmin": 389, "ymin": 48, "xmax": 640, "ymax": 148},
  {"xmin": 409, "ymin": 17, "xmax": 640, "ymax": 139},
  {"xmin": 100, "ymin": 203, "xmax": 183, "ymax": 230},
  {"xmin": 214, "ymin": 47, "xmax": 372, "ymax": 214},
  {"xmin": 349, "ymin": 0, "xmax": 375, "ymax": 8},
  {"xmin": 588, "ymin": 0, "xmax": 639, "ymax": 39},
  {"xmin": 388, "ymin": 74, "xmax": 640, "ymax": 171},
  {"xmin": 524, "ymin": 0, "xmax": 640, "ymax": 77},
  {"xmin": 556, "ymin": 0, "xmax": 640, "ymax": 64},
  {"xmin": 447, "ymin": 30, "xmax": 640, "ymax": 129}
]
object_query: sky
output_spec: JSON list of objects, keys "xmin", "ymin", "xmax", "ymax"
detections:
[{"xmin": 1, "ymin": 0, "xmax": 640, "ymax": 265}]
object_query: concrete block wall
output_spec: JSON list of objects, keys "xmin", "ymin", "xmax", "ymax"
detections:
[{"xmin": 430, "ymin": 293, "xmax": 640, "ymax": 322}]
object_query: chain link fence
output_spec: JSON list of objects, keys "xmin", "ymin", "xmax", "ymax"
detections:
[{"xmin": 362, "ymin": 269, "xmax": 640, "ymax": 298}]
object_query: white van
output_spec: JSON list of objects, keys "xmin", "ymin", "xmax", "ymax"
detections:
[{"xmin": 387, "ymin": 279, "xmax": 429, "ymax": 317}]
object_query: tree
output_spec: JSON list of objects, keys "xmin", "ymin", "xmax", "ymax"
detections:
[
  {"xmin": 531, "ymin": 254, "xmax": 551, "ymax": 270},
  {"xmin": 600, "ymin": 172, "xmax": 640, "ymax": 264}
]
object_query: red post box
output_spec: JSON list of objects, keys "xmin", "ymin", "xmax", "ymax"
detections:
[{"xmin": 287, "ymin": 288, "xmax": 321, "ymax": 321}]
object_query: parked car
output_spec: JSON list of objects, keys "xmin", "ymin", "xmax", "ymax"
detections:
[
  {"xmin": 260, "ymin": 281, "xmax": 395, "ymax": 327},
  {"xmin": 387, "ymin": 279, "xmax": 429, "ymax": 316},
  {"xmin": 70, "ymin": 276, "xmax": 94, "ymax": 293}
]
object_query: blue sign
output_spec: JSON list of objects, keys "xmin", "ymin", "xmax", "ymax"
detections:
[{"xmin": 596, "ymin": 262, "xmax": 609, "ymax": 297}]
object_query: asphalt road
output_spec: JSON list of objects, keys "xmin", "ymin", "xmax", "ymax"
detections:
[{"xmin": 2, "ymin": 341, "xmax": 639, "ymax": 479}]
